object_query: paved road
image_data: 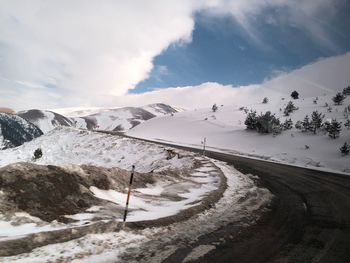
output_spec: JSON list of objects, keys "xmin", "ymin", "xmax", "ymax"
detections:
[
  {"xmin": 99, "ymin": 132, "xmax": 350, "ymax": 262},
  {"xmin": 165, "ymin": 149, "xmax": 350, "ymax": 263},
  {"xmin": 138, "ymin": 139, "xmax": 350, "ymax": 262}
]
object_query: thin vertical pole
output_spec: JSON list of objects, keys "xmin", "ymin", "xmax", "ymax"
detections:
[
  {"xmin": 203, "ymin": 137, "xmax": 206, "ymax": 156},
  {"xmin": 123, "ymin": 165, "xmax": 135, "ymax": 226}
]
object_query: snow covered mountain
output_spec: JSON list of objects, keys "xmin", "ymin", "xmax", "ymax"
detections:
[
  {"xmin": 19, "ymin": 103, "xmax": 179, "ymax": 133},
  {"xmin": 73, "ymin": 103, "xmax": 178, "ymax": 132},
  {"xmin": 0, "ymin": 113, "xmax": 43, "ymax": 150},
  {"xmin": 18, "ymin": 109, "xmax": 75, "ymax": 133}
]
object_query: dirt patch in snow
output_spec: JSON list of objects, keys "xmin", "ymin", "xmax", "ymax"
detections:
[
  {"xmin": 0, "ymin": 162, "xmax": 155, "ymax": 223},
  {"xmin": 0, "ymin": 159, "xmax": 227, "ymax": 257}
]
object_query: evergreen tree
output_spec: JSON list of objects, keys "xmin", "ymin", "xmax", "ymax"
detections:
[
  {"xmin": 340, "ymin": 142, "xmax": 350, "ymax": 156},
  {"xmin": 255, "ymin": 111, "xmax": 280, "ymax": 134},
  {"xmin": 272, "ymin": 124, "xmax": 283, "ymax": 136},
  {"xmin": 284, "ymin": 101, "xmax": 298, "ymax": 116},
  {"xmin": 295, "ymin": 120, "xmax": 302, "ymax": 130},
  {"xmin": 291, "ymin": 90, "xmax": 299, "ymax": 99},
  {"xmin": 212, "ymin": 103, "xmax": 218, "ymax": 112},
  {"xmin": 244, "ymin": 110, "xmax": 257, "ymax": 130},
  {"xmin": 342, "ymin": 86, "xmax": 350, "ymax": 96},
  {"xmin": 344, "ymin": 119, "xmax": 350, "ymax": 130},
  {"xmin": 283, "ymin": 118, "xmax": 293, "ymax": 130},
  {"xmin": 310, "ymin": 110, "xmax": 324, "ymax": 134},
  {"xmin": 33, "ymin": 148, "xmax": 43, "ymax": 159},
  {"xmin": 301, "ymin": 115, "xmax": 311, "ymax": 132},
  {"xmin": 324, "ymin": 118, "xmax": 342, "ymax": 139},
  {"xmin": 262, "ymin": 97, "xmax": 269, "ymax": 104},
  {"xmin": 332, "ymin": 92, "xmax": 345, "ymax": 105}
]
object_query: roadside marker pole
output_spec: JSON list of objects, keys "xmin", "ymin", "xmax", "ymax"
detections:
[
  {"xmin": 202, "ymin": 137, "xmax": 206, "ymax": 156},
  {"xmin": 122, "ymin": 165, "xmax": 135, "ymax": 227}
]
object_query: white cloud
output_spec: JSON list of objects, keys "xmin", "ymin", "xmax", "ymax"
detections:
[
  {"xmin": 0, "ymin": 0, "xmax": 344, "ymax": 110},
  {"xmin": 0, "ymin": 0, "xmax": 196, "ymax": 101},
  {"xmin": 94, "ymin": 51, "xmax": 350, "ymax": 110}
]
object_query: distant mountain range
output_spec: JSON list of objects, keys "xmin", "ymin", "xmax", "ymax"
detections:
[
  {"xmin": 0, "ymin": 103, "xmax": 178, "ymax": 149},
  {"xmin": 0, "ymin": 113, "xmax": 43, "ymax": 150},
  {"xmin": 18, "ymin": 103, "xmax": 178, "ymax": 133}
]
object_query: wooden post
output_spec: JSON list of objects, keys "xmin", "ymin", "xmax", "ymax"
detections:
[{"xmin": 122, "ymin": 165, "xmax": 135, "ymax": 227}]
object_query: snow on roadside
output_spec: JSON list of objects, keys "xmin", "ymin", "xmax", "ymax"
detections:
[
  {"xmin": 1, "ymin": 159, "xmax": 273, "ymax": 263},
  {"xmin": 0, "ymin": 127, "xmax": 222, "ymax": 241},
  {"xmin": 0, "ymin": 213, "xmax": 67, "ymax": 241},
  {"xmin": 89, "ymin": 162, "xmax": 220, "ymax": 222}
]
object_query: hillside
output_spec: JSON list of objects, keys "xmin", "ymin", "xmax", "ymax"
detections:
[
  {"xmin": 0, "ymin": 113, "xmax": 43, "ymax": 150},
  {"xmin": 128, "ymin": 92, "xmax": 350, "ymax": 173},
  {"xmin": 18, "ymin": 109, "xmax": 75, "ymax": 133},
  {"xmin": 19, "ymin": 103, "xmax": 178, "ymax": 133}
]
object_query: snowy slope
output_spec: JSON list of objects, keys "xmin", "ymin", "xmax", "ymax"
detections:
[
  {"xmin": 68, "ymin": 104, "xmax": 179, "ymax": 132},
  {"xmin": 141, "ymin": 103, "xmax": 178, "ymax": 116},
  {"xmin": 262, "ymin": 52, "xmax": 350, "ymax": 98},
  {"xmin": 0, "ymin": 113, "xmax": 43, "ymax": 150},
  {"xmin": 0, "ymin": 127, "xmax": 192, "ymax": 172},
  {"xmin": 50, "ymin": 106, "xmax": 103, "ymax": 117},
  {"xmin": 128, "ymin": 93, "xmax": 350, "ymax": 173},
  {"xmin": 75, "ymin": 107, "xmax": 156, "ymax": 132},
  {"xmin": 18, "ymin": 109, "xmax": 74, "ymax": 133},
  {"xmin": 0, "ymin": 127, "xmax": 271, "ymax": 250}
]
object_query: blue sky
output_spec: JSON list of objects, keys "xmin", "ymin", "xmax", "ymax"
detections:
[{"xmin": 135, "ymin": 3, "xmax": 350, "ymax": 93}]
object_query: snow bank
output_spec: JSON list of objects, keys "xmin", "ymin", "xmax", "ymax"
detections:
[{"xmin": 0, "ymin": 127, "xmax": 194, "ymax": 173}]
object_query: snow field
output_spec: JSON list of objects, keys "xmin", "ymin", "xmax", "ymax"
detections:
[
  {"xmin": 128, "ymin": 94, "xmax": 350, "ymax": 174},
  {"xmin": 0, "ymin": 127, "xmax": 195, "ymax": 173}
]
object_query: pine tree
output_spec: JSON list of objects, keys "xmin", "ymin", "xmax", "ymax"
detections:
[
  {"xmin": 295, "ymin": 120, "xmax": 302, "ymax": 130},
  {"xmin": 332, "ymin": 92, "xmax": 345, "ymax": 105},
  {"xmin": 212, "ymin": 103, "xmax": 218, "ymax": 112},
  {"xmin": 284, "ymin": 101, "xmax": 298, "ymax": 116},
  {"xmin": 33, "ymin": 148, "xmax": 43, "ymax": 159},
  {"xmin": 343, "ymin": 86, "xmax": 350, "ymax": 96},
  {"xmin": 244, "ymin": 110, "xmax": 257, "ymax": 130},
  {"xmin": 272, "ymin": 124, "xmax": 283, "ymax": 136},
  {"xmin": 283, "ymin": 118, "xmax": 293, "ymax": 130},
  {"xmin": 310, "ymin": 110, "xmax": 324, "ymax": 134},
  {"xmin": 262, "ymin": 97, "xmax": 269, "ymax": 104},
  {"xmin": 255, "ymin": 111, "xmax": 280, "ymax": 134},
  {"xmin": 340, "ymin": 142, "xmax": 350, "ymax": 156},
  {"xmin": 324, "ymin": 118, "xmax": 342, "ymax": 139},
  {"xmin": 344, "ymin": 119, "xmax": 350, "ymax": 129},
  {"xmin": 301, "ymin": 115, "xmax": 311, "ymax": 132},
  {"xmin": 291, "ymin": 90, "xmax": 299, "ymax": 99}
]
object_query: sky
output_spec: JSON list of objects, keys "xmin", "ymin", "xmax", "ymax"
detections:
[{"xmin": 0, "ymin": 0, "xmax": 350, "ymax": 110}]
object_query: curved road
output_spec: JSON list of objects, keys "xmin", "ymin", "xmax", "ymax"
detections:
[
  {"xmin": 134, "ymin": 138, "xmax": 350, "ymax": 263},
  {"xmin": 100, "ymin": 132, "xmax": 350, "ymax": 262},
  {"xmin": 164, "ymin": 149, "xmax": 350, "ymax": 263}
]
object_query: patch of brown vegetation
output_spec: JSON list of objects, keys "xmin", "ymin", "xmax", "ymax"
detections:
[
  {"xmin": 0, "ymin": 163, "xmax": 155, "ymax": 223},
  {"xmin": 0, "ymin": 107, "xmax": 15, "ymax": 113}
]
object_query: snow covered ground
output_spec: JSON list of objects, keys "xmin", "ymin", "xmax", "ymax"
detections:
[
  {"xmin": 128, "ymin": 94, "xmax": 350, "ymax": 174},
  {"xmin": 0, "ymin": 127, "xmax": 194, "ymax": 172},
  {"xmin": 0, "ymin": 127, "xmax": 270, "ymax": 255}
]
